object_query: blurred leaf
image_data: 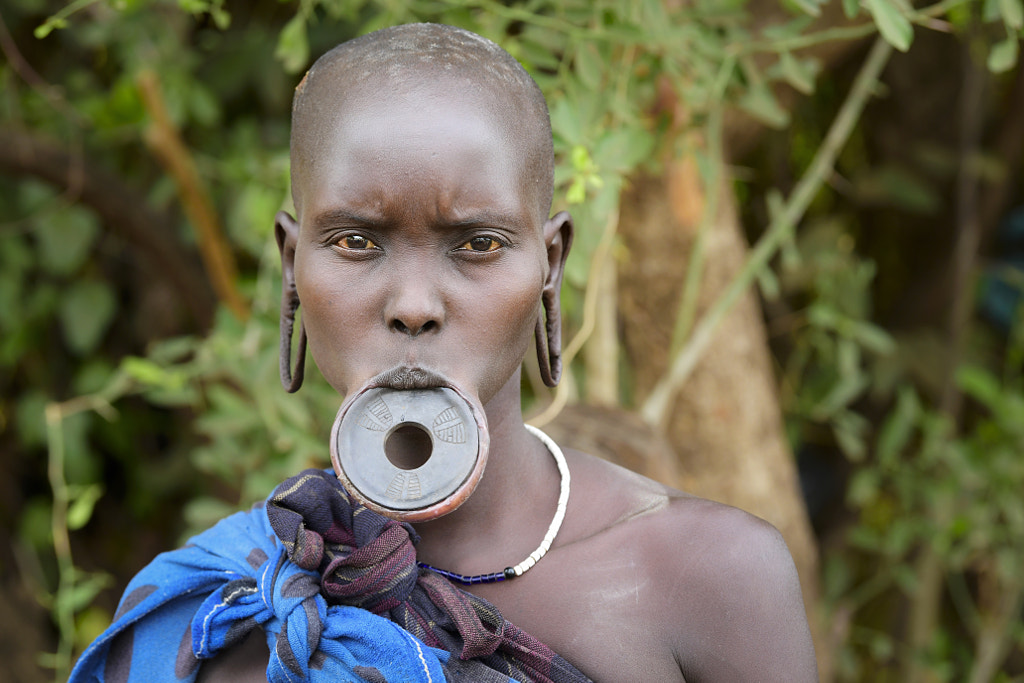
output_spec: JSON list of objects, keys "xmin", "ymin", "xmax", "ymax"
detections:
[
  {"xmin": 86, "ymin": 75, "xmax": 145, "ymax": 129},
  {"xmin": 574, "ymin": 42, "xmax": 603, "ymax": 90},
  {"xmin": 189, "ymin": 81, "xmax": 221, "ymax": 127},
  {"xmin": 73, "ymin": 359, "xmax": 116, "ymax": 394},
  {"xmin": 67, "ymin": 484, "xmax": 104, "ymax": 530},
  {"xmin": 957, "ymin": 365, "xmax": 1002, "ymax": 410},
  {"xmin": 18, "ymin": 497, "xmax": 53, "ymax": 550},
  {"xmin": 851, "ymin": 321, "xmax": 896, "ymax": 355},
  {"xmin": 512, "ymin": 37, "xmax": 561, "ymax": 71},
  {"xmin": 15, "ymin": 391, "xmax": 48, "ymax": 448},
  {"xmin": 1001, "ymin": 0, "xmax": 1024, "ymax": 29},
  {"xmin": 122, "ymin": 356, "xmax": 188, "ymax": 390},
  {"xmin": 761, "ymin": 16, "xmax": 815, "ymax": 40},
  {"xmin": 566, "ymin": 177, "xmax": 586, "ymax": 204},
  {"xmin": 817, "ymin": 372, "xmax": 870, "ymax": 420},
  {"xmin": 59, "ymin": 281, "xmax": 117, "ymax": 356},
  {"xmin": 851, "ymin": 164, "xmax": 941, "ymax": 214},
  {"xmin": 757, "ymin": 265, "xmax": 781, "ymax": 300},
  {"xmin": 178, "ymin": 0, "xmax": 209, "ymax": 13},
  {"xmin": 988, "ymin": 37, "xmax": 1019, "ymax": 73},
  {"xmin": 865, "ymin": 0, "xmax": 913, "ymax": 52},
  {"xmin": 147, "ymin": 336, "xmax": 199, "ymax": 365},
  {"xmin": 877, "ymin": 387, "xmax": 918, "ymax": 467},
  {"xmin": 61, "ymin": 411, "xmax": 100, "ymax": 485},
  {"xmin": 778, "ymin": 51, "xmax": 817, "ymax": 95},
  {"xmin": 985, "ymin": 0, "xmax": 1004, "ymax": 22},
  {"xmin": 275, "ymin": 14, "xmax": 309, "ymax": 74},
  {"xmin": 892, "ymin": 564, "xmax": 919, "ymax": 594},
  {"xmin": 75, "ymin": 605, "xmax": 113, "ymax": 653},
  {"xmin": 848, "ymin": 467, "xmax": 880, "ymax": 506},
  {"xmin": 738, "ymin": 83, "xmax": 790, "ymax": 129},
  {"xmin": 34, "ymin": 15, "xmax": 68, "ymax": 39},
  {"xmin": 593, "ymin": 127, "xmax": 655, "ymax": 173},
  {"xmin": 835, "ymin": 410, "xmax": 870, "ymax": 461},
  {"xmin": 60, "ymin": 571, "xmax": 112, "ymax": 615},
  {"xmin": 869, "ymin": 633, "xmax": 894, "ymax": 661},
  {"xmin": 35, "ymin": 207, "xmax": 99, "ymax": 277},
  {"xmin": 550, "ymin": 98, "xmax": 583, "ymax": 147},
  {"xmin": 783, "ymin": 0, "xmax": 824, "ymax": 17}
]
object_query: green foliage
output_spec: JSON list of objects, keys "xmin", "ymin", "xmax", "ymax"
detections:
[
  {"xmin": 779, "ymin": 219, "xmax": 895, "ymax": 462},
  {"xmin": 104, "ymin": 298, "xmax": 343, "ymax": 534},
  {"xmin": 2, "ymin": 0, "xmax": 1022, "ymax": 681},
  {"xmin": 828, "ymin": 363, "xmax": 1024, "ymax": 679},
  {"xmin": 748, "ymin": 10, "xmax": 1024, "ymax": 677}
]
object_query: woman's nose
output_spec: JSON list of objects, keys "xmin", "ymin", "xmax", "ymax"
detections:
[{"xmin": 384, "ymin": 268, "xmax": 444, "ymax": 337}]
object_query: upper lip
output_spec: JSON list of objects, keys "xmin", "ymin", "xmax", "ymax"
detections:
[{"xmin": 368, "ymin": 365, "xmax": 451, "ymax": 391}]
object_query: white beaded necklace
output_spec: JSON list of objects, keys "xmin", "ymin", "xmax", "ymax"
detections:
[{"xmin": 416, "ymin": 424, "xmax": 570, "ymax": 585}]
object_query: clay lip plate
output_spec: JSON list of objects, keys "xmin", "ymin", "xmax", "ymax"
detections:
[{"xmin": 330, "ymin": 383, "xmax": 490, "ymax": 522}]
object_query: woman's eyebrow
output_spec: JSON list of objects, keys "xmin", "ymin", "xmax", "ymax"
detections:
[
  {"xmin": 310, "ymin": 207, "xmax": 530, "ymax": 233},
  {"xmin": 442, "ymin": 209, "xmax": 527, "ymax": 230},
  {"xmin": 311, "ymin": 208, "xmax": 382, "ymax": 231}
]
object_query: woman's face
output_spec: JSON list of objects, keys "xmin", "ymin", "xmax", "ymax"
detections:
[{"xmin": 281, "ymin": 81, "xmax": 558, "ymax": 408}]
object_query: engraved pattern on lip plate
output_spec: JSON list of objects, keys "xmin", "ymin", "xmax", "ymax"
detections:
[
  {"xmin": 432, "ymin": 407, "xmax": 466, "ymax": 444},
  {"xmin": 358, "ymin": 396, "xmax": 394, "ymax": 431}
]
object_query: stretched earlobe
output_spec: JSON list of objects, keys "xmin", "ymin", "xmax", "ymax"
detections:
[
  {"xmin": 535, "ymin": 294, "xmax": 562, "ymax": 387},
  {"xmin": 280, "ymin": 297, "xmax": 307, "ymax": 393},
  {"xmin": 276, "ymin": 211, "xmax": 306, "ymax": 392},
  {"xmin": 536, "ymin": 211, "xmax": 574, "ymax": 388}
]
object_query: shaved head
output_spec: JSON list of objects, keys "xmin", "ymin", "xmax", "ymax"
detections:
[{"xmin": 290, "ymin": 23, "xmax": 554, "ymax": 222}]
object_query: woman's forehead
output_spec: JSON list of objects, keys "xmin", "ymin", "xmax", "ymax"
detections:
[{"xmin": 293, "ymin": 75, "xmax": 547, "ymax": 222}]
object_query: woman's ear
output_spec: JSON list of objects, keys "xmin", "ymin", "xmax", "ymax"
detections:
[
  {"xmin": 543, "ymin": 210, "xmax": 574, "ymax": 292},
  {"xmin": 535, "ymin": 211, "xmax": 573, "ymax": 387},
  {"xmin": 276, "ymin": 210, "xmax": 300, "ymax": 291},
  {"xmin": 275, "ymin": 211, "xmax": 306, "ymax": 392}
]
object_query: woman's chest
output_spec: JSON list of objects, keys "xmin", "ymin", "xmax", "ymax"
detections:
[{"xmin": 465, "ymin": 546, "xmax": 686, "ymax": 682}]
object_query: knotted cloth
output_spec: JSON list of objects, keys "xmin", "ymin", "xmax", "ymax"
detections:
[{"xmin": 69, "ymin": 469, "xmax": 592, "ymax": 683}]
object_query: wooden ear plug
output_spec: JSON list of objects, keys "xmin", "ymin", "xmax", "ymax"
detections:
[{"xmin": 330, "ymin": 385, "xmax": 489, "ymax": 522}]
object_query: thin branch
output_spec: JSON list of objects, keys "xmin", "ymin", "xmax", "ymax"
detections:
[
  {"xmin": 44, "ymin": 388, "xmax": 122, "ymax": 681},
  {"xmin": 43, "ymin": 402, "xmax": 74, "ymax": 681},
  {"xmin": 137, "ymin": 69, "xmax": 249, "ymax": 321},
  {"xmin": 641, "ymin": 37, "xmax": 894, "ymax": 428}
]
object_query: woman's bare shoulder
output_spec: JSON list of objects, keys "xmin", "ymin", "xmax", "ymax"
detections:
[{"xmin": 562, "ymin": 448, "xmax": 818, "ymax": 682}]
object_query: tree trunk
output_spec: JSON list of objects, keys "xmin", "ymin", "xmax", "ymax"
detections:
[{"xmin": 617, "ymin": 164, "xmax": 829, "ymax": 678}]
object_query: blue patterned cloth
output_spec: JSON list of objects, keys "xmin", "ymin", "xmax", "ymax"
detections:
[{"xmin": 69, "ymin": 500, "xmax": 471, "ymax": 682}]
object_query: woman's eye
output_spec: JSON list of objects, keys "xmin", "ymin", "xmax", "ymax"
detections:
[
  {"xmin": 461, "ymin": 237, "xmax": 501, "ymax": 252},
  {"xmin": 337, "ymin": 235, "xmax": 378, "ymax": 250}
]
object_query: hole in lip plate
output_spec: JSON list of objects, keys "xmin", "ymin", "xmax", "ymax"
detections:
[{"xmin": 384, "ymin": 422, "xmax": 433, "ymax": 470}]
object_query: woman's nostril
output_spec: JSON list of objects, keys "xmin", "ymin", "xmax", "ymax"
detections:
[{"xmin": 391, "ymin": 318, "xmax": 439, "ymax": 336}]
